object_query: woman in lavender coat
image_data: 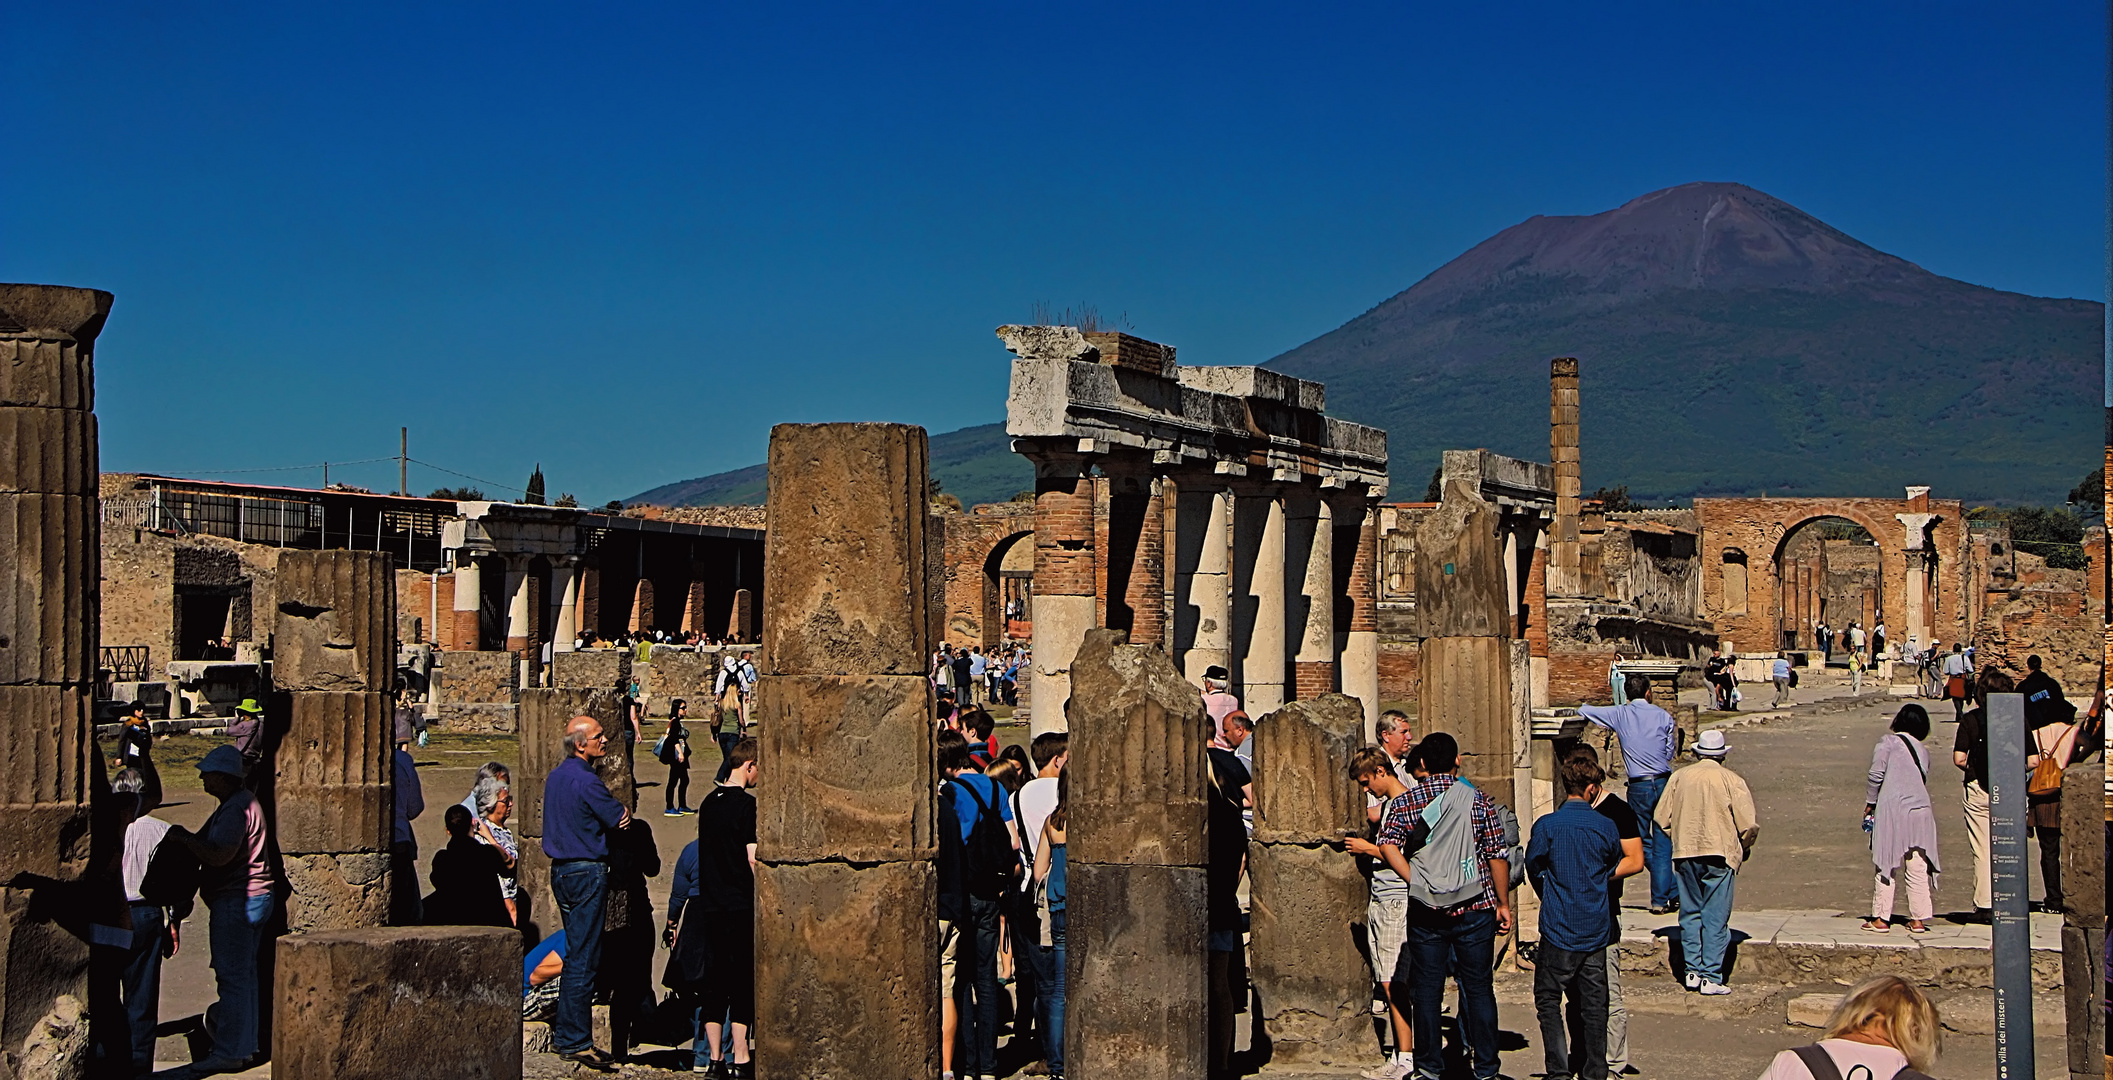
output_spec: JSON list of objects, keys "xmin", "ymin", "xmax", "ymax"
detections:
[{"xmin": 1862, "ymin": 704, "xmax": 1941, "ymax": 934}]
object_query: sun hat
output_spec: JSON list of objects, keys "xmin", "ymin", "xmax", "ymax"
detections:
[
  {"xmin": 197, "ymin": 744, "xmax": 249, "ymax": 778},
  {"xmin": 1694, "ymin": 729, "xmax": 1729, "ymax": 758},
  {"xmin": 233, "ymin": 698, "xmax": 263, "ymax": 716}
]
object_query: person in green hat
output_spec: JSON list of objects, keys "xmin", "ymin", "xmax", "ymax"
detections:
[{"xmin": 227, "ymin": 699, "xmax": 266, "ymax": 774}]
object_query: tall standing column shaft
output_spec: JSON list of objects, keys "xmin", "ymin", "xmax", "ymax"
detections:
[
  {"xmin": 551, "ymin": 560, "xmax": 579, "ymax": 653},
  {"xmin": 1550, "ymin": 357, "xmax": 1582, "ymax": 596},
  {"xmin": 1030, "ymin": 457, "xmax": 1096, "ymax": 733},
  {"xmin": 1290, "ymin": 490, "xmax": 1334, "ymax": 699},
  {"xmin": 1234, "ymin": 488, "xmax": 1287, "ymax": 714},
  {"xmin": 450, "ymin": 558, "xmax": 483, "ymax": 651},
  {"xmin": 1176, "ymin": 484, "xmax": 1233, "ymax": 682},
  {"xmin": 1341, "ymin": 500, "xmax": 1381, "ymax": 737},
  {"xmin": 503, "ymin": 556, "xmax": 532, "ymax": 653}
]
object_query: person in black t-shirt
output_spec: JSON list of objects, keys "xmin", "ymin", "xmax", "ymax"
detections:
[
  {"xmin": 1952, "ymin": 668, "xmax": 2011, "ymax": 921},
  {"xmin": 694, "ymin": 737, "xmax": 758, "ymax": 1078},
  {"xmin": 1206, "ymin": 723, "xmax": 1250, "ymax": 1080},
  {"xmin": 1560, "ymin": 744, "xmax": 1644, "ymax": 1078}
]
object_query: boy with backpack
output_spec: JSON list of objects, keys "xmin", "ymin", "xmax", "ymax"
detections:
[
  {"xmin": 937, "ymin": 734, "xmax": 1021, "ymax": 1080},
  {"xmin": 1374, "ymin": 733, "xmax": 1512, "ymax": 1080}
]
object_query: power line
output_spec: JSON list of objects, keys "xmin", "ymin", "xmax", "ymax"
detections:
[
  {"xmin": 150, "ymin": 456, "xmax": 396, "ymax": 475},
  {"xmin": 408, "ymin": 458, "xmax": 530, "ymax": 496}
]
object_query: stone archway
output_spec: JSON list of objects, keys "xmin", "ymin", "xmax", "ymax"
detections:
[
  {"xmin": 983, "ymin": 530, "xmax": 1033, "ymax": 651},
  {"xmin": 1768, "ymin": 516, "xmax": 1882, "ymax": 652}
]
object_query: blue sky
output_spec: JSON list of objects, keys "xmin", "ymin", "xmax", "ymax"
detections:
[{"xmin": 4, "ymin": 2, "xmax": 2104, "ymax": 503}]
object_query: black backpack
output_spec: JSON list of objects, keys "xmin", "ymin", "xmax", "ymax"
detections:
[
  {"xmin": 952, "ymin": 778, "xmax": 1019, "ymax": 903},
  {"xmin": 1788, "ymin": 1044, "xmax": 1931, "ymax": 1080},
  {"xmin": 138, "ymin": 832, "xmax": 199, "ymax": 919}
]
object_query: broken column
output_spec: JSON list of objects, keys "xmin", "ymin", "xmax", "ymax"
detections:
[
  {"xmin": 0, "ymin": 283, "xmax": 107, "ymax": 1079},
  {"xmin": 1066, "ymin": 628, "xmax": 1209, "ymax": 1078},
  {"xmin": 1249, "ymin": 692, "xmax": 1369, "ymax": 1063},
  {"xmin": 272, "ymin": 550, "xmax": 398, "ymax": 932},
  {"xmin": 754, "ymin": 423, "xmax": 937, "ymax": 1079},
  {"xmin": 274, "ymin": 925, "xmax": 520, "ymax": 1079},
  {"xmin": 1416, "ymin": 481, "xmax": 1516, "ymax": 806}
]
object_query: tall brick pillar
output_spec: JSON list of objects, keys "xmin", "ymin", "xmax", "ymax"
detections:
[
  {"xmin": 1250, "ymin": 693, "xmax": 1369, "ymax": 1063},
  {"xmin": 450, "ymin": 557, "xmax": 484, "ymax": 651},
  {"xmin": 1549, "ymin": 357, "xmax": 1582, "ymax": 598},
  {"xmin": 1065, "ymin": 628, "xmax": 1208, "ymax": 1079},
  {"xmin": 681, "ymin": 570, "xmax": 709, "ymax": 637},
  {"xmin": 755, "ymin": 423, "xmax": 937, "ymax": 1079},
  {"xmin": 1030, "ymin": 453, "xmax": 1096, "ymax": 734},
  {"xmin": 0, "ymin": 284, "xmax": 107, "ymax": 1078},
  {"xmin": 1102, "ymin": 463, "xmax": 1166, "ymax": 649},
  {"xmin": 1340, "ymin": 498, "xmax": 1381, "ymax": 738}
]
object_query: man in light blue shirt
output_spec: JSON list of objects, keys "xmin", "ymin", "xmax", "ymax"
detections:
[
  {"xmin": 1578, "ymin": 676, "xmax": 1677, "ymax": 913},
  {"xmin": 1769, "ymin": 654, "xmax": 1792, "ymax": 707}
]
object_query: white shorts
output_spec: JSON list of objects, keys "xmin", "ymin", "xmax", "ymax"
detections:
[{"xmin": 1367, "ymin": 895, "xmax": 1409, "ymax": 987}]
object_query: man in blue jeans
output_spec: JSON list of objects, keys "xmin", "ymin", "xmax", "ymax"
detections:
[
  {"xmin": 1377, "ymin": 734, "xmax": 1512, "ymax": 1080},
  {"xmin": 171, "ymin": 745, "xmax": 276, "ymax": 1074},
  {"xmin": 1579, "ymin": 675, "xmax": 1679, "ymax": 914},
  {"xmin": 543, "ymin": 715, "xmax": 633, "ymax": 1072}
]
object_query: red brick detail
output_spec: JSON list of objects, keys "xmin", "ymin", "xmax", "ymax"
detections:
[
  {"xmin": 1293, "ymin": 660, "xmax": 1336, "ymax": 700},
  {"xmin": 1548, "ymin": 650, "xmax": 1621, "ymax": 708},
  {"xmin": 452, "ymin": 608, "xmax": 480, "ymax": 652},
  {"xmin": 1034, "ymin": 473, "xmax": 1096, "ymax": 597},
  {"xmin": 1124, "ymin": 482, "xmax": 1167, "ymax": 646},
  {"xmin": 1377, "ymin": 643, "xmax": 1420, "ymax": 706},
  {"xmin": 1523, "ymin": 542, "xmax": 1549, "ymax": 658},
  {"xmin": 1347, "ymin": 506, "xmax": 1379, "ymax": 634}
]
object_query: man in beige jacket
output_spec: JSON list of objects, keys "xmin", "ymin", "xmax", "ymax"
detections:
[{"xmin": 1653, "ymin": 729, "xmax": 1757, "ymax": 996}]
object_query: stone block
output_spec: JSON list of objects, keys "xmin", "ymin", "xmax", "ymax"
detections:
[
  {"xmin": 1065, "ymin": 630, "xmax": 1208, "ymax": 866},
  {"xmin": 274, "ymin": 692, "xmax": 391, "ymax": 854},
  {"xmin": 521, "ymin": 1021, "xmax": 551, "ymax": 1055},
  {"xmin": 1252, "ymin": 693, "xmax": 1365, "ymax": 845},
  {"xmin": 647, "ymin": 649, "xmax": 718, "ymax": 712},
  {"xmin": 436, "ymin": 702, "xmax": 516, "ymax": 734},
  {"xmin": 549, "ymin": 648, "xmax": 628, "ymax": 691},
  {"xmin": 516, "ymin": 687, "xmax": 623, "ymax": 830},
  {"xmin": 0, "ymin": 494, "xmax": 95, "ymax": 686},
  {"xmin": 513, "ymin": 845, "xmax": 556, "ymax": 945},
  {"xmin": 754, "ymin": 861, "xmax": 938, "ymax": 1080},
  {"xmin": 754, "ymin": 675, "xmax": 934, "ymax": 863},
  {"xmin": 2059, "ymin": 764, "xmax": 2101, "ymax": 920},
  {"xmin": 0, "ymin": 684, "xmax": 92, "ymax": 881},
  {"xmin": 439, "ymin": 650, "xmax": 518, "ymax": 705},
  {"xmin": 273, "ymin": 551, "xmax": 396, "ymax": 693},
  {"xmin": 0, "ymin": 883, "xmax": 92, "ymax": 1079},
  {"xmin": 763, "ymin": 423, "xmax": 929, "ymax": 676},
  {"xmin": 281, "ymin": 852, "xmax": 391, "ymax": 934},
  {"xmin": 1419, "ymin": 635, "xmax": 1515, "ymax": 807},
  {"xmin": 2062, "ymin": 925, "xmax": 2104, "ymax": 1072},
  {"xmin": 273, "ymin": 925, "xmax": 521, "ymax": 1079},
  {"xmin": 1065, "ymin": 861, "xmax": 1207, "ymax": 1080},
  {"xmin": 1786, "ymin": 992, "xmax": 1841, "ymax": 1028},
  {"xmin": 0, "ymin": 407, "xmax": 93, "ymax": 497},
  {"xmin": 0, "ymin": 284, "xmax": 109, "ymax": 411},
  {"xmin": 1413, "ymin": 483, "xmax": 1509, "ymax": 638},
  {"xmin": 1248, "ymin": 841, "xmax": 1371, "ymax": 1063}
]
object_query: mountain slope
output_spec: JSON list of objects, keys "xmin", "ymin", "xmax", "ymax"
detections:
[
  {"xmin": 1267, "ymin": 182, "xmax": 2101, "ymax": 504},
  {"xmin": 625, "ymin": 422, "xmax": 1029, "ymax": 508}
]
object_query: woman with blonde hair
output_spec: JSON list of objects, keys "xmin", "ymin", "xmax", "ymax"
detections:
[{"xmin": 1757, "ymin": 974, "xmax": 1939, "ymax": 1079}]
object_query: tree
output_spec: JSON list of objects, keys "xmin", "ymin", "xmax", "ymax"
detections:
[
  {"xmin": 1424, "ymin": 465, "xmax": 1443, "ymax": 502},
  {"xmin": 426, "ymin": 486, "xmax": 484, "ymax": 500},
  {"xmin": 2003, "ymin": 505, "xmax": 2088, "ymax": 570},
  {"xmin": 525, "ymin": 465, "xmax": 546, "ymax": 506},
  {"xmin": 601, "ymin": 500, "xmax": 625, "ymax": 513},
  {"xmin": 553, "ymin": 492, "xmax": 579, "ymax": 508},
  {"xmin": 1589, "ymin": 485, "xmax": 1639, "ymax": 512},
  {"xmin": 2068, "ymin": 467, "xmax": 2104, "ymax": 512}
]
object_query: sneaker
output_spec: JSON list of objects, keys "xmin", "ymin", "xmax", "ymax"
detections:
[
  {"xmin": 1682, "ymin": 972, "xmax": 1700, "ymax": 991},
  {"xmin": 665, "ymin": 808, "xmax": 685, "ymax": 816},
  {"xmin": 1698, "ymin": 981, "xmax": 1732, "ymax": 996},
  {"xmin": 1361, "ymin": 1060, "xmax": 1412, "ymax": 1080},
  {"xmin": 1648, "ymin": 903, "xmax": 1679, "ymax": 916}
]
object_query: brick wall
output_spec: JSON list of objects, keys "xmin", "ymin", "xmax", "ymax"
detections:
[
  {"xmin": 1377, "ymin": 642, "xmax": 1419, "ymax": 707},
  {"xmin": 935, "ymin": 502, "xmax": 1034, "ymax": 649},
  {"xmin": 439, "ymin": 650, "xmax": 516, "ymax": 706},
  {"xmin": 101, "ymin": 528, "xmax": 176, "ymax": 676},
  {"xmin": 1549, "ymin": 650, "xmax": 1621, "ymax": 708},
  {"xmin": 394, "ymin": 568, "xmax": 454, "ymax": 646},
  {"xmin": 1036, "ymin": 473, "xmax": 1097, "ymax": 597}
]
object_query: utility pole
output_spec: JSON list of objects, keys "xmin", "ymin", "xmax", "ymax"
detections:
[{"xmin": 400, "ymin": 427, "xmax": 409, "ymax": 498}]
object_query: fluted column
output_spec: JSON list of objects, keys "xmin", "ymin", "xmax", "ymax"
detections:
[{"xmin": 1234, "ymin": 483, "xmax": 1288, "ymax": 715}]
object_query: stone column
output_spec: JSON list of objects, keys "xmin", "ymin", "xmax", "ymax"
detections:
[
  {"xmin": 1288, "ymin": 488, "xmax": 1334, "ymax": 700},
  {"xmin": 727, "ymin": 588, "xmax": 752, "ymax": 642},
  {"xmin": 0, "ymin": 284, "xmax": 106, "ymax": 1078},
  {"xmin": 272, "ymin": 550, "xmax": 399, "ymax": 932},
  {"xmin": 1340, "ymin": 499, "xmax": 1381, "ymax": 737},
  {"xmin": 502, "ymin": 555, "xmax": 532, "ymax": 654},
  {"xmin": 551, "ymin": 558, "xmax": 579, "ymax": 653},
  {"xmin": 755, "ymin": 423, "xmax": 937, "ymax": 1080},
  {"xmin": 1175, "ymin": 482, "xmax": 1234, "ymax": 682},
  {"xmin": 1416, "ymin": 481, "xmax": 1516, "ymax": 807},
  {"xmin": 1030, "ymin": 453, "xmax": 1096, "ymax": 734},
  {"xmin": 681, "ymin": 571, "xmax": 708, "ymax": 637},
  {"xmin": 450, "ymin": 557, "xmax": 483, "ymax": 651},
  {"xmin": 1234, "ymin": 483, "xmax": 1288, "ymax": 715},
  {"xmin": 1549, "ymin": 357, "xmax": 1582, "ymax": 597},
  {"xmin": 1066, "ymin": 629, "xmax": 1208, "ymax": 1079},
  {"xmin": 1250, "ymin": 693, "xmax": 1368, "ymax": 1062}
]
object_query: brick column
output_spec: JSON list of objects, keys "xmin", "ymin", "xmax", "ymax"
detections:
[
  {"xmin": 1339, "ymin": 498, "xmax": 1381, "ymax": 737},
  {"xmin": 1250, "ymin": 693, "xmax": 1368, "ymax": 1062},
  {"xmin": 1066, "ymin": 629, "xmax": 1208, "ymax": 1078},
  {"xmin": 727, "ymin": 588, "xmax": 753, "ymax": 643},
  {"xmin": 681, "ymin": 567, "xmax": 709, "ymax": 637},
  {"xmin": 1288, "ymin": 487, "xmax": 1334, "ymax": 699},
  {"xmin": 755, "ymin": 423, "xmax": 937, "ymax": 1079},
  {"xmin": 627, "ymin": 577, "xmax": 655, "ymax": 634},
  {"xmin": 502, "ymin": 555, "xmax": 533, "ymax": 654},
  {"xmin": 451, "ymin": 557, "xmax": 484, "ymax": 651},
  {"xmin": 272, "ymin": 551, "xmax": 398, "ymax": 931},
  {"xmin": 1030, "ymin": 453, "xmax": 1096, "ymax": 734},
  {"xmin": 0, "ymin": 284, "xmax": 106, "ymax": 1079},
  {"xmin": 1174, "ymin": 479, "xmax": 1234, "ymax": 683}
]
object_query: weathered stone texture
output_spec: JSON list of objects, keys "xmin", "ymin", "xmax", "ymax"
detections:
[
  {"xmin": 645, "ymin": 648, "xmax": 718, "ymax": 714},
  {"xmin": 0, "ymin": 285, "xmax": 109, "ymax": 411},
  {"xmin": 439, "ymin": 650, "xmax": 518, "ymax": 707},
  {"xmin": 2060, "ymin": 924, "xmax": 2104, "ymax": 1078},
  {"xmin": 0, "ymin": 886, "xmax": 90, "ymax": 1080},
  {"xmin": 1252, "ymin": 693, "xmax": 1364, "ymax": 845},
  {"xmin": 273, "ymin": 692, "xmax": 391, "ymax": 855},
  {"xmin": 762, "ymin": 423, "xmax": 929, "ymax": 676},
  {"xmin": 281, "ymin": 852, "xmax": 391, "ymax": 934},
  {"xmin": 754, "ymin": 675, "xmax": 933, "ymax": 864},
  {"xmin": 549, "ymin": 648, "xmax": 628, "ymax": 691},
  {"xmin": 515, "ymin": 687, "xmax": 622, "ymax": 833},
  {"xmin": 1419, "ymin": 635, "xmax": 1515, "ymax": 806},
  {"xmin": 2058, "ymin": 763, "xmax": 2101, "ymax": 921},
  {"xmin": 273, "ymin": 551, "xmax": 395, "ymax": 693},
  {"xmin": 0, "ymin": 494, "xmax": 96, "ymax": 686},
  {"xmin": 273, "ymin": 926, "xmax": 521, "ymax": 1079},
  {"xmin": 1066, "ymin": 629, "xmax": 1207, "ymax": 866},
  {"xmin": 1248, "ymin": 841, "xmax": 1370, "ymax": 1063},
  {"xmin": 0, "ymin": 685, "xmax": 92, "ymax": 881},
  {"xmin": 754, "ymin": 861, "xmax": 938, "ymax": 1080},
  {"xmin": 1414, "ymin": 483, "xmax": 1509, "ymax": 639},
  {"xmin": 0, "ymin": 408, "xmax": 93, "ymax": 497},
  {"xmin": 1064, "ymin": 862, "xmax": 1207, "ymax": 1080}
]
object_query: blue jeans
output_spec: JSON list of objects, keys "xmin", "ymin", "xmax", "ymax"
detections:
[
  {"xmin": 690, "ymin": 1001, "xmax": 731, "ymax": 1062},
  {"xmin": 953, "ymin": 895, "xmax": 1002, "ymax": 1077},
  {"xmin": 1040, "ymin": 909, "xmax": 1067, "ymax": 1075},
  {"xmin": 123, "ymin": 905, "xmax": 166, "ymax": 1072},
  {"xmin": 551, "ymin": 860, "xmax": 609, "ymax": 1054},
  {"xmin": 712, "ymin": 731, "xmax": 740, "ymax": 783},
  {"xmin": 1674, "ymin": 857, "xmax": 1736, "ymax": 984},
  {"xmin": 1623, "ymin": 775, "xmax": 1677, "ymax": 908},
  {"xmin": 1399, "ymin": 906, "xmax": 1500, "ymax": 1080},
  {"xmin": 205, "ymin": 892, "xmax": 275, "ymax": 1064}
]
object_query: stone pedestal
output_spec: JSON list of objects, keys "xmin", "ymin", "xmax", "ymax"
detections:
[
  {"xmin": 1064, "ymin": 862, "xmax": 1207, "ymax": 1080},
  {"xmin": 755, "ymin": 423, "xmax": 937, "ymax": 1080},
  {"xmin": 273, "ymin": 926, "xmax": 520, "ymax": 1079},
  {"xmin": 1249, "ymin": 693, "xmax": 1369, "ymax": 1062},
  {"xmin": 273, "ymin": 690, "xmax": 394, "ymax": 932}
]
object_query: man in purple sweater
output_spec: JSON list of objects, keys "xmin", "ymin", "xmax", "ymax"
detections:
[{"xmin": 543, "ymin": 715, "xmax": 634, "ymax": 1071}]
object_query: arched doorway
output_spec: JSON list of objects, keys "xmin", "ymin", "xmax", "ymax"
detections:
[
  {"xmin": 1771, "ymin": 516, "xmax": 1881, "ymax": 653},
  {"xmin": 983, "ymin": 531, "xmax": 1033, "ymax": 651}
]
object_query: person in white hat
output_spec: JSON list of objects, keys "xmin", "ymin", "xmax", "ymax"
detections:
[{"xmin": 1653, "ymin": 728, "xmax": 1758, "ymax": 996}]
